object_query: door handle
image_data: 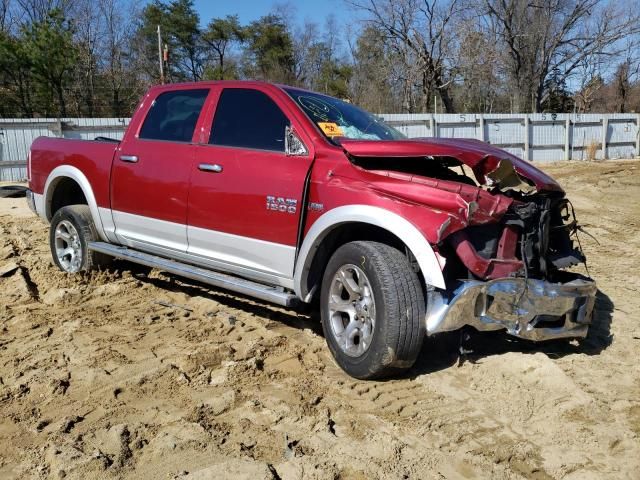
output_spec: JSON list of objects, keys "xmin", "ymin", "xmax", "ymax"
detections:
[
  {"xmin": 198, "ymin": 163, "xmax": 223, "ymax": 173},
  {"xmin": 120, "ymin": 155, "xmax": 138, "ymax": 163}
]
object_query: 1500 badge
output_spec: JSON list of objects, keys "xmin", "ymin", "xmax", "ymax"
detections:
[{"xmin": 266, "ymin": 196, "xmax": 297, "ymax": 214}]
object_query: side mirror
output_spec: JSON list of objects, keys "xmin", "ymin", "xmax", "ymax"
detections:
[{"xmin": 285, "ymin": 125, "xmax": 308, "ymax": 156}]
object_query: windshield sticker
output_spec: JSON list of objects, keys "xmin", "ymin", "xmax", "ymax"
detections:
[{"xmin": 318, "ymin": 122, "xmax": 344, "ymax": 137}]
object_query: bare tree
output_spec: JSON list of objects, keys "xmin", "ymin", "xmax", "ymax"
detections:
[
  {"xmin": 573, "ymin": 54, "xmax": 603, "ymax": 113},
  {"xmin": 0, "ymin": 0, "xmax": 13, "ymax": 32},
  {"xmin": 99, "ymin": 0, "xmax": 141, "ymax": 116},
  {"xmin": 455, "ymin": 26, "xmax": 505, "ymax": 113},
  {"xmin": 484, "ymin": 0, "xmax": 640, "ymax": 112},
  {"xmin": 13, "ymin": 0, "xmax": 73, "ymax": 24},
  {"xmin": 293, "ymin": 20, "xmax": 322, "ymax": 87},
  {"xmin": 70, "ymin": 0, "xmax": 102, "ymax": 115},
  {"xmin": 347, "ymin": 0, "xmax": 467, "ymax": 113}
]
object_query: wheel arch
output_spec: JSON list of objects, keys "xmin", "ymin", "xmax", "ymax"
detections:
[
  {"xmin": 43, "ymin": 165, "xmax": 107, "ymax": 241},
  {"xmin": 294, "ymin": 205, "xmax": 446, "ymax": 301}
]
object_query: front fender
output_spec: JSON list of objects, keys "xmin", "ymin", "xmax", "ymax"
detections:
[{"xmin": 294, "ymin": 205, "xmax": 446, "ymax": 300}]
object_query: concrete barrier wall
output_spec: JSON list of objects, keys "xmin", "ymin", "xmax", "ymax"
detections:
[{"xmin": 2, "ymin": 113, "xmax": 639, "ymax": 182}]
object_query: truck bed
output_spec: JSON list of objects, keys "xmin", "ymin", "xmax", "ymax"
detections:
[{"xmin": 29, "ymin": 137, "xmax": 119, "ymax": 210}]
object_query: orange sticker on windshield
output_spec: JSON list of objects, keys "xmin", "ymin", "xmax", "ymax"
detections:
[{"xmin": 318, "ymin": 122, "xmax": 344, "ymax": 136}]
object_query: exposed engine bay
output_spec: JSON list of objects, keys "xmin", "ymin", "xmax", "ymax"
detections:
[
  {"xmin": 444, "ymin": 191, "xmax": 588, "ymax": 283},
  {"xmin": 345, "ymin": 144, "xmax": 596, "ymax": 341},
  {"xmin": 348, "ymin": 149, "xmax": 590, "ymax": 285}
]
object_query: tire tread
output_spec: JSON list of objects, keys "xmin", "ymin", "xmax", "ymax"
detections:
[{"xmin": 321, "ymin": 240, "xmax": 426, "ymax": 379}]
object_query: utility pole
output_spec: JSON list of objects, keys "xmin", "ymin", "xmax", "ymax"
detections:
[{"xmin": 157, "ymin": 25, "xmax": 164, "ymax": 84}]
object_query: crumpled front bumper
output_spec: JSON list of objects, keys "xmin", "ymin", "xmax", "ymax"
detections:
[{"xmin": 426, "ymin": 276, "xmax": 597, "ymax": 341}]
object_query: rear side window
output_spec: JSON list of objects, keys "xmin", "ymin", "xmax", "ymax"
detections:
[
  {"xmin": 210, "ymin": 88, "xmax": 289, "ymax": 151},
  {"xmin": 139, "ymin": 89, "xmax": 209, "ymax": 142}
]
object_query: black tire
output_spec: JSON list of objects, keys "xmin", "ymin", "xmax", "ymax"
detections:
[
  {"xmin": 0, "ymin": 185, "xmax": 27, "ymax": 198},
  {"xmin": 49, "ymin": 205, "xmax": 110, "ymax": 272},
  {"xmin": 320, "ymin": 241, "xmax": 425, "ymax": 379}
]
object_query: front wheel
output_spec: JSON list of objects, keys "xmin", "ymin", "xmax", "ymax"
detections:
[{"xmin": 320, "ymin": 241, "xmax": 425, "ymax": 379}]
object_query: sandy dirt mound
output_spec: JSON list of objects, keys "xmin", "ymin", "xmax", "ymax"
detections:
[{"xmin": 0, "ymin": 160, "xmax": 639, "ymax": 479}]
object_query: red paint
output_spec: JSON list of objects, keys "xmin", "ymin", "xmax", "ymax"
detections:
[
  {"xmin": 187, "ymin": 83, "xmax": 315, "ymax": 246},
  {"xmin": 110, "ymin": 85, "xmax": 214, "ymax": 225},
  {"xmin": 496, "ymin": 225, "xmax": 519, "ymax": 259},
  {"xmin": 29, "ymin": 136, "xmax": 117, "ymax": 210},
  {"xmin": 29, "ymin": 80, "xmax": 570, "ymax": 283},
  {"xmin": 339, "ymin": 137, "xmax": 563, "ymax": 193},
  {"xmin": 449, "ymin": 230, "xmax": 523, "ymax": 278}
]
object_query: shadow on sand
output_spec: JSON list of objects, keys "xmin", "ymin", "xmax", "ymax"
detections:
[
  {"xmin": 109, "ymin": 261, "xmax": 614, "ymax": 379},
  {"xmin": 407, "ymin": 288, "xmax": 614, "ymax": 378},
  {"xmin": 114, "ymin": 260, "xmax": 322, "ymax": 335}
]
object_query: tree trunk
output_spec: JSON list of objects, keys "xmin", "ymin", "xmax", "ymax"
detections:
[
  {"xmin": 402, "ymin": 78, "xmax": 412, "ymax": 113},
  {"xmin": 112, "ymin": 87, "xmax": 120, "ymax": 117},
  {"xmin": 56, "ymin": 82, "xmax": 66, "ymax": 117},
  {"xmin": 17, "ymin": 74, "xmax": 33, "ymax": 117},
  {"xmin": 421, "ymin": 70, "xmax": 431, "ymax": 113},
  {"xmin": 432, "ymin": 66, "xmax": 454, "ymax": 113},
  {"xmin": 438, "ymin": 87, "xmax": 454, "ymax": 113}
]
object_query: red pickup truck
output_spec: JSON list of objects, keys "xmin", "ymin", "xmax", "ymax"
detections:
[{"xmin": 27, "ymin": 81, "xmax": 596, "ymax": 379}]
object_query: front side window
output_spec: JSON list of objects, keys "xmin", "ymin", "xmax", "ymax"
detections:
[
  {"xmin": 139, "ymin": 89, "xmax": 209, "ymax": 142},
  {"xmin": 210, "ymin": 88, "xmax": 290, "ymax": 152}
]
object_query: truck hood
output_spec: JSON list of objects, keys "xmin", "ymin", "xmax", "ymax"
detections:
[{"xmin": 339, "ymin": 137, "xmax": 563, "ymax": 193}]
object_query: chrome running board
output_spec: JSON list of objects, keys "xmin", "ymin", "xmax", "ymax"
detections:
[{"xmin": 88, "ymin": 242, "xmax": 298, "ymax": 307}]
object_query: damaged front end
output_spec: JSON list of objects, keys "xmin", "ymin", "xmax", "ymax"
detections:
[
  {"xmin": 341, "ymin": 137, "xmax": 598, "ymax": 342},
  {"xmin": 426, "ymin": 275, "xmax": 597, "ymax": 340},
  {"xmin": 434, "ymin": 160, "xmax": 597, "ymax": 341}
]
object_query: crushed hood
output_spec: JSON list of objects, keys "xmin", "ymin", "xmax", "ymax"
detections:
[{"xmin": 339, "ymin": 137, "xmax": 563, "ymax": 193}]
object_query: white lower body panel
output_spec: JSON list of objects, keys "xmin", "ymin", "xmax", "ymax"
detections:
[
  {"xmin": 187, "ymin": 224, "xmax": 295, "ymax": 278},
  {"xmin": 112, "ymin": 210, "xmax": 187, "ymax": 252},
  {"xmin": 32, "ymin": 192, "xmax": 46, "ymax": 219},
  {"xmin": 111, "ymin": 209, "xmax": 295, "ymax": 289}
]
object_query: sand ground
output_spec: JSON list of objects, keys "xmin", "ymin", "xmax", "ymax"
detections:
[{"xmin": 0, "ymin": 160, "xmax": 639, "ymax": 479}]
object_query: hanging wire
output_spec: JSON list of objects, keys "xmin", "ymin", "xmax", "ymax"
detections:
[
  {"xmin": 566, "ymin": 199, "xmax": 595, "ymax": 278},
  {"xmin": 515, "ymin": 232, "xmax": 529, "ymax": 309}
]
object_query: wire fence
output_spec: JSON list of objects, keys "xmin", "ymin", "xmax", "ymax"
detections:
[{"xmin": 1, "ymin": 113, "xmax": 639, "ymax": 182}]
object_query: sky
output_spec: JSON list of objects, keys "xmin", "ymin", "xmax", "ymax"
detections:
[{"xmin": 192, "ymin": 0, "xmax": 357, "ymax": 30}]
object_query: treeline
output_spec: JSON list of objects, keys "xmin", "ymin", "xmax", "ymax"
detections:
[{"xmin": 1, "ymin": 0, "xmax": 639, "ymax": 118}]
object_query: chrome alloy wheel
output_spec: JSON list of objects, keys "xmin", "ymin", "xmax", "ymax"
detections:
[
  {"xmin": 54, "ymin": 220, "xmax": 82, "ymax": 272},
  {"xmin": 328, "ymin": 264, "xmax": 376, "ymax": 357}
]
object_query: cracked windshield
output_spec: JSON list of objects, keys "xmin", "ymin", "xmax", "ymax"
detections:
[{"xmin": 284, "ymin": 88, "xmax": 405, "ymax": 141}]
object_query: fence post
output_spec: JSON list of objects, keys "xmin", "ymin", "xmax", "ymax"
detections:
[
  {"xmin": 564, "ymin": 117, "xmax": 571, "ymax": 161},
  {"xmin": 524, "ymin": 115, "xmax": 530, "ymax": 161},
  {"xmin": 431, "ymin": 114, "xmax": 438, "ymax": 137},
  {"xmin": 478, "ymin": 114, "xmax": 485, "ymax": 142},
  {"xmin": 601, "ymin": 116, "xmax": 608, "ymax": 160}
]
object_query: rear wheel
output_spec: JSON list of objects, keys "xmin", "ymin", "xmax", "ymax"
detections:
[
  {"xmin": 49, "ymin": 205, "xmax": 110, "ymax": 273},
  {"xmin": 320, "ymin": 241, "xmax": 425, "ymax": 379}
]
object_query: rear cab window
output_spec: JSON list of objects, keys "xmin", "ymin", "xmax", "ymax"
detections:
[
  {"xmin": 139, "ymin": 89, "xmax": 209, "ymax": 142},
  {"xmin": 209, "ymin": 88, "xmax": 290, "ymax": 152}
]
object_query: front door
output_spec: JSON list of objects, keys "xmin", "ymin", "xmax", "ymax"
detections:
[
  {"xmin": 111, "ymin": 87, "xmax": 210, "ymax": 252},
  {"xmin": 188, "ymin": 86, "xmax": 313, "ymax": 284}
]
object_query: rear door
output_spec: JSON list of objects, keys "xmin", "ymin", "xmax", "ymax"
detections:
[
  {"xmin": 111, "ymin": 87, "xmax": 210, "ymax": 252},
  {"xmin": 187, "ymin": 86, "xmax": 313, "ymax": 284}
]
